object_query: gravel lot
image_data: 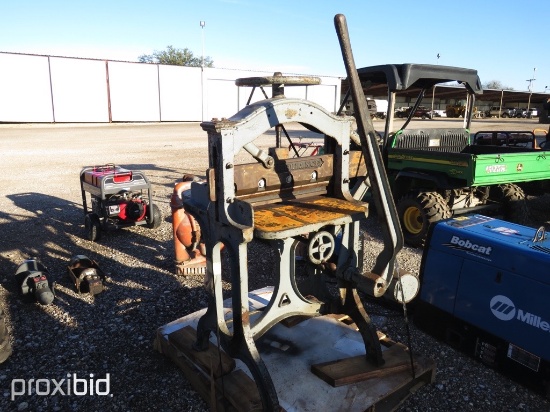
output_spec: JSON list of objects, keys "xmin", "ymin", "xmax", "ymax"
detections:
[{"xmin": 0, "ymin": 118, "xmax": 549, "ymax": 411}]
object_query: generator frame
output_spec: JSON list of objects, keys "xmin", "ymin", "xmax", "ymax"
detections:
[{"xmin": 79, "ymin": 164, "xmax": 160, "ymax": 241}]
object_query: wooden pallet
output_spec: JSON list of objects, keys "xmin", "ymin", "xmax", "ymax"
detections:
[
  {"xmin": 155, "ymin": 325, "xmax": 262, "ymax": 411},
  {"xmin": 155, "ymin": 306, "xmax": 436, "ymax": 412}
]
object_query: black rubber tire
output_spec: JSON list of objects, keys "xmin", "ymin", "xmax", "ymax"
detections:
[
  {"xmin": 146, "ymin": 203, "xmax": 162, "ymax": 229},
  {"xmin": 397, "ymin": 191, "xmax": 452, "ymax": 248},
  {"xmin": 490, "ymin": 183, "xmax": 529, "ymax": 225},
  {"xmin": 84, "ymin": 213, "xmax": 101, "ymax": 242}
]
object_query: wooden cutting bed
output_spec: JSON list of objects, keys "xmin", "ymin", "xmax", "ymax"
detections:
[{"xmin": 253, "ymin": 196, "xmax": 369, "ymax": 240}]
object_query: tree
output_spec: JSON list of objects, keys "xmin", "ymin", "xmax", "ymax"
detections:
[
  {"xmin": 482, "ymin": 80, "xmax": 514, "ymax": 91},
  {"xmin": 138, "ymin": 45, "xmax": 214, "ymax": 67}
]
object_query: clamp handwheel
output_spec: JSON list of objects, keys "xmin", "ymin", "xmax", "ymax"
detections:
[{"xmin": 307, "ymin": 231, "xmax": 335, "ymax": 265}]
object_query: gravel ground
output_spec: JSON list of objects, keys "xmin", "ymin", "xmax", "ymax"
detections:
[{"xmin": 0, "ymin": 119, "xmax": 549, "ymax": 411}]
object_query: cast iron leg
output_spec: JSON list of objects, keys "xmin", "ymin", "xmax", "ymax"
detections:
[
  {"xmin": 337, "ymin": 281, "xmax": 384, "ymax": 366},
  {"xmin": 193, "ymin": 294, "xmax": 217, "ymax": 351},
  {"xmin": 193, "ymin": 241, "xmax": 227, "ymax": 351},
  {"xmin": 225, "ymin": 327, "xmax": 280, "ymax": 411},
  {"xmin": 225, "ymin": 241, "xmax": 280, "ymax": 411}
]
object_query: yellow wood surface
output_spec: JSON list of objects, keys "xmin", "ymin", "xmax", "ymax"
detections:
[{"xmin": 253, "ymin": 196, "xmax": 368, "ymax": 237}]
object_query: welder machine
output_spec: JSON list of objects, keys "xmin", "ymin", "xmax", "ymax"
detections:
[{"xmin": 415, "ymin": 214, "xmax": 550, "ymax": 396}]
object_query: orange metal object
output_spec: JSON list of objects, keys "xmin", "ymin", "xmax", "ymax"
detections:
[{"xmin": 171, "ymin": 175, "xmax": 207, "ymax": 275}]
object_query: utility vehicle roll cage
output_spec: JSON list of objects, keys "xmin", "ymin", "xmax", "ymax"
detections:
[{"xmin": 340, "ymin": 64, "xmax": 484, "ymax": 148}]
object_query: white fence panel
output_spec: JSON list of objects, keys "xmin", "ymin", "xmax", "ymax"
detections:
[
  {"xmin": 305, "ymin": 80, "xmax": 340, "ymax": 114},
  {"xmin": 0, "ymin": 54, "xmax": 53, "ymax": 122},
  {"xmin": 49, "ymin": 57, "xmax": 109, "ymax": 122},
  {"xmin": 0, "ymin": 53, "xmax": 341, "ymax": 123},
  {"xmin": 205, "ymin": 68, "xmax": 252, "ymax": 119},
  {"xmin": 278, "ymin": 85, "xmax": 309, "ymax": 102},
  {"xmin": 206, "ymin": 78, "xmax": 238, "ymax": 120},
  {"xmin": 237, "ymin": 84, "xmax": 262, "ymax": 108},
  {"xmin": 159, "ymin": 65, "xmax": 202, "ymax": 121},
  {"xmin": 108, "ymin": 61, "xmax": 160, "ymax": 122}
]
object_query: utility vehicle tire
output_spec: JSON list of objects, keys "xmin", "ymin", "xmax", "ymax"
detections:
[
  {"xmin": 490, "ymin": 183, "xmax": 529, "ymax": 225},
  {"xmin": 146, "ymin": 204, "xmax": 162, "ymax": 229},
  {"xmin": 84, "ymin": 213, "xmax": 101, "ymax": 242},
  {"xmin": 397, "ymin": 191, "xmax": 452, "ymax": 248}
]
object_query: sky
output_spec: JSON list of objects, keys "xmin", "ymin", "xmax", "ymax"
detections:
[{"xmin": 2, "ymin": 0, "xmax": 549, "ymax": 92}]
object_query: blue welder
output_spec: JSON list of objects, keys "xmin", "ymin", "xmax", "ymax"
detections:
[{"xmin": 414, "ymin": 214, "xmax": 550, "ymax": 396}]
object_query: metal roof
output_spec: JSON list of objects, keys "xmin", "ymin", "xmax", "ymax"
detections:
[
  {"xmin": 342, "ymin": 82, "xmax": 550, "ymax": 106},
  {"xmin": 355, "ymin": 64, "xmax": 483, "ymax": 94},
  {"xmin": 342, "ymin": 63, "xmax": 549, "ymax": 107}
]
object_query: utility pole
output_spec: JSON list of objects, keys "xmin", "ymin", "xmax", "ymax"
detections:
[
  {"xmin": 200, "ymin": 21, "xmax": 206, "ymax": 121},
  {"xmin": 431, "ymin": 53, "xmax": 440, "ymax": 118},
  {"xmin": 527, "ymin": 67, "xmax": 536, "ymax": 111},
  {"xmin": 200, "ymin": 21, "xmax": 205, "ymax": 68}
]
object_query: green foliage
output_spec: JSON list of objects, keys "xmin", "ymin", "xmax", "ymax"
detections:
[
  {"xmin": 482, "ymin": 80, "xmax": 514, "ymax": 91},
  {"xmin": 138, "ymin": 45, "xmax": 213, "ymax": 67}
]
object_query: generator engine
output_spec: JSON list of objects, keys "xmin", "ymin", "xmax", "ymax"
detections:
[{"xmin": 97, "ymin": 191, "xmax": 148, "ymax": 223}]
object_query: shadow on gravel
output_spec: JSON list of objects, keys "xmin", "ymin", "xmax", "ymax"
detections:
[{"xmin": 0, "ymin": 192, "xmax": 209, "ymax": 411}]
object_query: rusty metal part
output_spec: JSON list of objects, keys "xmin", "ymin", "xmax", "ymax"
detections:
[
  {"xmin": 171, "ymin": 176, "xmax": 207, "ymax": 276},
  {"xmin": 67, "ymin": 255, "xmax": 106, "ymax": 296},
  {"xmin": 208, "ymin": 150, "xmax": 366, "ymax": 205},
  {"xmin": 235, "ymin": 73, "xmax": 321, "ymax": 88},
  {"xmin": 236, "ymin": 72, "xmax": 322, "ymax": 151}
]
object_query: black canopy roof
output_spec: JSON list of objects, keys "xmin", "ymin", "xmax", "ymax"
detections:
[
  {"xmin": 355, "ymin": 64, "xmax": 483, "ymax": 95},
  {"xmin": 341, "ymin": 63, "xmax": 548, "ymax": 107}
]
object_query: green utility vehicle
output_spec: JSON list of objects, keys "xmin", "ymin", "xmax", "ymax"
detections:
[
  {"xmin": 342, "ymin": 64, "xmax": 550, "ymax": 247},
  {"xmin": 471, "ymin": 129, "xmax": 550, "ymax": 196}
]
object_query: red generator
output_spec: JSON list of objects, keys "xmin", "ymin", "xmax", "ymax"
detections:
[{"xmin": 80, "ymin": 164, "xmax": 161, "ymax": 241}]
